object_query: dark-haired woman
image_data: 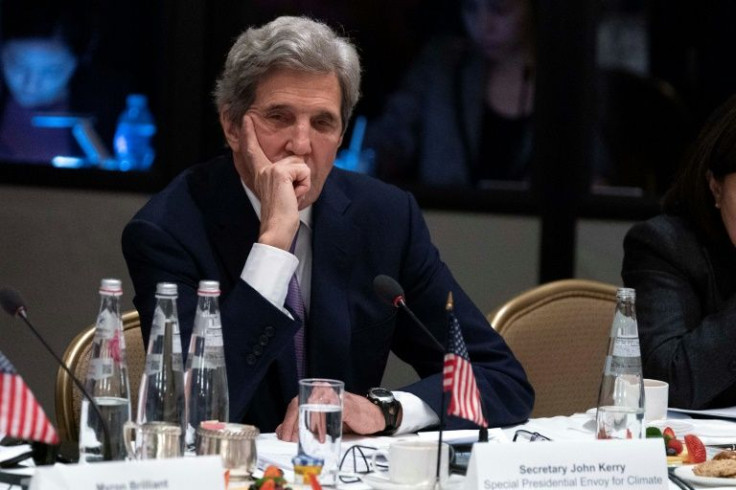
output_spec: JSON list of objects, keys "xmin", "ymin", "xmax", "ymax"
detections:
[{"xmin": 622, "ymin": 95, "xmax": 736, "ymax": 409}]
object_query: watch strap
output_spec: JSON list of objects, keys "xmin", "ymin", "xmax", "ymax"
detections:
[{"xmin": 367, "ymin": 390, "xmax": 402, "ymax": 435}]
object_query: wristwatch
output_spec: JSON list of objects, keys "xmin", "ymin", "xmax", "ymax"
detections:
[{"xmin": 366, "ymin": 387, "xmax": 402, "ymax": 435}]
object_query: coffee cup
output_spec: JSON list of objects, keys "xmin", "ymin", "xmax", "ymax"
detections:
[
  {"xmin": 123, "ymin": 421, "xmax": 182, "ymax": 460},
  {"xmin": 371, "ymin": 440, "xmax": 450, "ymax": 485},
  {"xmin": 644, "ymin": 378, "xmax": 669, "ymax": 422}
]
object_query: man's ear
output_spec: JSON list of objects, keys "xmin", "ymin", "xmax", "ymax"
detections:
[
  {"xmin": 219, "ymin": 109, "xmax": 241, "ymax": 151},
  {"xmin": 707, "ymin": 170, "xmax": 723, "ymax": 208}
]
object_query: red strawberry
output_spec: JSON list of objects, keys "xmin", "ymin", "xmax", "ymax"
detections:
[
  {"xmin": 666, "ymin": 438, "xmax": 683, "ymax": 456},
  {"xmin": 684, "ymin": 434, "xmax": 707, "ymax": 463},
  {"xmin": 663, "ymin": 427, "xmax": 676, "ymax": 441}
]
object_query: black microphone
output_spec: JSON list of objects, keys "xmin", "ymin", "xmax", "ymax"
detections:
[
  {"xmin": 373, "ymin": 274, "xmax": 445, "ymax": 352},
  {"xmin": 373, "ymin": 275, "xmax": 490, "ymax": 443},
  {"xmin": 0, "ymin": 287, "xmax": 113, "ymax": 461}
]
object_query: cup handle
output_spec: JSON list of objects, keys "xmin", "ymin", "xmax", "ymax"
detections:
[
  {"xmin": 123, "ymin": 421, "xmax": 138, "ymax": 460},
  {"xmin": 371, "ymin": 449, "xmax": 389, "ymax": 472}
]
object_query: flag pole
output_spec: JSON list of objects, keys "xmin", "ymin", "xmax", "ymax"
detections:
[{"xmin": 434, "ymin": 292, "xmax": 454, "ymax": 490}]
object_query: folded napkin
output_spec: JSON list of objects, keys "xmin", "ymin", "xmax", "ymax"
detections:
[{"xmin": 689, "ymin": 419, "xmax": 736, "ymax": 445}]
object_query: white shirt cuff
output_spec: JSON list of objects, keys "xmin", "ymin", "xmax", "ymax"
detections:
[
  {"xmin": 392, "ymin": 391, "xmax": 440, "ymax": 435},
  {"xmin": 241, "ymin": 243, "xmax": 298, "ymax": 313}
]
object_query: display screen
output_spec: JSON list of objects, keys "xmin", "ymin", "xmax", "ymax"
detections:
[{"xmin": 0, "ymin": 0, "xmax": 164, "ymax": 187}]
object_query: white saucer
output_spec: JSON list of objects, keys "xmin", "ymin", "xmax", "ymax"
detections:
[
  {"xmin": 362, "ymin": 472, "xmax": 464, "ymax": 490},
  {"xmin": 362, "ymin": 472, "xmax": 434, "ymax": 490}
]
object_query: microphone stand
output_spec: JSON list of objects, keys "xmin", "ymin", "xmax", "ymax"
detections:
[
  {"xmin": 15, "ymin": 309, "xmax": 112, "ymax": 461},
  {"xmin": 435, "ymin": 319, "xmax": 449, "ymax": 490},
  {"xmin": 396, "ymin": 300, "xmax": 446, "ymax": 352}
]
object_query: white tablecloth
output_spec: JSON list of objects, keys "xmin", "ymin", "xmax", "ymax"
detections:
[
  {"xmin": 256, "ymin": 411, "xmax": 736, "ymax": 489},
  {"xmin": 4, "ymin": 412, "xmax": 736, "ymax": 489}
]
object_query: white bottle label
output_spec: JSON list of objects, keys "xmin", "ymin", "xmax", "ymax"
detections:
[
  {"xmin": 145, "ymin": 353, "xmax": 162, "ymax": 375},
  {"xmin": 612, "ymin": 335, "xmax": 640, "ymax": 357},
  {"xmin": 88, "ymin": 358, "xmax": 114, "ymax": 380},
  {"xmin": 94, "ymin": 311, "xmax": 116, "ymax": 340},
  {"xmin": 203, "ymin": 348, "xmax": 226, "ymax": 369},
  {"xmin": 171, "ymin": 353, "xmax": 183, "ymax": 372},
  {"xmin": 205, "ymin": 333, "xmax": 224, "ymax": 348}
]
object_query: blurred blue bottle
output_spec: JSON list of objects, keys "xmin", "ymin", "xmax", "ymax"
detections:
[{"xmin": 113, "ymin": 94, "xmax": 156, "ymax": 171}]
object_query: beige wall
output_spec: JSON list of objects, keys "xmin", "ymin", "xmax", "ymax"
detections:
[
  {"xmin": 0, "ymin": 185, "xmax": 146, "ymax": 427},
  {"xmin": 0, "ymin": 184, "xmax": 634, "ymax": 428}
]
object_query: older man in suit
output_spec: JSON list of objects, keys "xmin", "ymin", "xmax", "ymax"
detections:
[{"xmin": 122, "ymin": 16, "xmax": 533, "ymax": 439}]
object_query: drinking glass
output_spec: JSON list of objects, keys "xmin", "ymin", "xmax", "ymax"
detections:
[{"xmin": 298, "ymin": 378, "xmax": 344, "ymax": 486}]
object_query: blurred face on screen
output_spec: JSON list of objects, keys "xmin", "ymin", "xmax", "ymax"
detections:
[
  {"xmin": 462, "ymin": 0, "xmax": 531, "ymax": 62},
  {"xmin": 1, "ymin": 38, "xmax": 77, "ymax": 108}
]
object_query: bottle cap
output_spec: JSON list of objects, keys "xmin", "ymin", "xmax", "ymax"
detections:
[
  {"xmin": 197, "ymin": 280, "xmax": 220, "ymax": 296},
  {"xmin": 616, "ymin": 287, "xmax": 636, "ymax": 300},
  {"xmin": 155, "ymin": 282, "xmax": 178, "ymax": 297},
  {"xmin": 127, "ymin": 93, "xmax": 147, "ymax": 106},
  {"xmin": 99, "ymin": 278, "xmax": 122, "ymax": 296}
]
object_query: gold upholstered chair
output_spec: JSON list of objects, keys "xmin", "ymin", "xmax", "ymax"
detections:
[
  {"xmin": 55, "ymin": 310, "xmax": 146, "ymax": 442},
  {"xmin": 489, "ymin": 279, "xmax": 619, "ymax": 418}
]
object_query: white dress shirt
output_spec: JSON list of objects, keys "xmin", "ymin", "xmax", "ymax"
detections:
[{"xmin": 239, "ymin": 184, "xmax": 439, "ymax": 434}]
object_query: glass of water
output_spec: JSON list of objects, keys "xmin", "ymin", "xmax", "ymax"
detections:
[{"xmin": 298, "ymin": 378, "xmax": 344, "ymax": 486}]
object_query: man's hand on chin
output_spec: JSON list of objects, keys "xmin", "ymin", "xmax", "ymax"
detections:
[{"xmin": 243, "ymin": 113, "xmax": 310, "ymax": 251}]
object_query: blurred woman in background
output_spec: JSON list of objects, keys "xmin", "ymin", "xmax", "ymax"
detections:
[
  {"xmin": 622, "ymin": 94, "xmax": 736, "ymax": 409},
  {"xmin": 364, "ymin": 0, "xmax": 536, "ymax": 188}
]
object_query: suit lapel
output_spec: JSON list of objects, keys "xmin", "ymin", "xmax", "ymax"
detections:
[
  {"xmin": 308, "ymin": 172, "xmax": 358, "ymax": 382},
  {"xmin": 190, "ymin": 155, "xmax": 260, "ymax": 292}
]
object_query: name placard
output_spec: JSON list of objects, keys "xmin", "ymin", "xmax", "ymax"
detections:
[
  {"xmin": 29, "ymin": 455, "xmax": 225, "ymax": 490},
  {"xmin": 464, "ymin": 439, "xmax": 668, "ymax": 490}
]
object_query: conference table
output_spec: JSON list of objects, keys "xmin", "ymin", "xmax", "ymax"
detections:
[
  {"xmin": 3, "ymin": 411, "xmax": 736, "ymax": 489},
  {"xmin": 254, "ymin": 410, "xmax": 736, "ymax": 490}
]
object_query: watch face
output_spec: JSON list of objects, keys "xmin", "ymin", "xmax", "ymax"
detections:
[{"xmin": 369, "ymin": 387, "xmax": 393, "ymax": 402}]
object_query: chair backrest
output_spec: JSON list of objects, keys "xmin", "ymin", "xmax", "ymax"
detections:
[
  {"xmin": 489, "ymin": 279, "xmax": 618, "ymax": 418},
  {"xmin": 55, "ymin": 310, "xmax": 146, "ymax": 442}
]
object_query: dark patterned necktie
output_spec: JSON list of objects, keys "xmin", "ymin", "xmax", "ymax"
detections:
[{"xmin": 286, "ymin": 227, "xmax": 306, "ymax": 378}]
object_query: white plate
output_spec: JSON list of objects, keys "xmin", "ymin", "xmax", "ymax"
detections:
[
  {"xmin": 362, "ymin": 472, "xmax": 465, "ymax": 490},
  {"xmin": 674, "ymin": 465, "xmax": 736, "ymax": 487},
  {"xmin": 361, "ymin": 472, "xmax": 436, "ymax": 490}
]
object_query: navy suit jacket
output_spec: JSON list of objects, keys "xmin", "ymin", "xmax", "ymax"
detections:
[
  {"xmin": 623, "ymin": 214, "xmax": 736, "ymax": 409},
  {"xmin": 122, "ymin": 154, "xmax": 533, "ymax": 432}
]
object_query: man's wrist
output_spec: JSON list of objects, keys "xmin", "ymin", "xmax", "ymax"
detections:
[{"xmin": 366, "ymin": 387, "xmax": 402, "ymax": 435}]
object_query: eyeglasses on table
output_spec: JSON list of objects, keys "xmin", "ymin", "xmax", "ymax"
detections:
[
  {"xmin": 512, "ymin": 429, "xmax": 552, "ymax": 442},
  {"xmin": 338, "ymin": 444, "xmax": 380, "ymax": 484}
]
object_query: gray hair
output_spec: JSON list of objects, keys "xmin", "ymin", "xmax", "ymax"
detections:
[{"xmin": 213, "ymin": 16, "xmax": 361, "ymax": 133}]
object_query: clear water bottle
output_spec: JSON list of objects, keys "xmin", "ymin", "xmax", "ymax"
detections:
[
  {"xmin": 113, "ymin": 93, "xmax": 156, "ymax": 171},
  {"xmin": 184, "ymin": 280, "xmax": 229, "ymax": 449},
  {"xmin": 595, "ymin": 287, "xmax": 645, "ymax": 439},
  {"xmin": 137, "ymin": 282, "xmax": 186, "ymax": 453},
  {"xmin": 79, "ymin": 279, "xmax": 132, "ymax": 462}
]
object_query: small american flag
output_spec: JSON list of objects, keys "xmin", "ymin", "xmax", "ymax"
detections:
[
  {"xmin": 442, "ymin": 296, "xmax": 488, "ymax": 428},
  {"xmin": 0, "ymin": 350, "xmax": 59, "ymax": 444}
]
